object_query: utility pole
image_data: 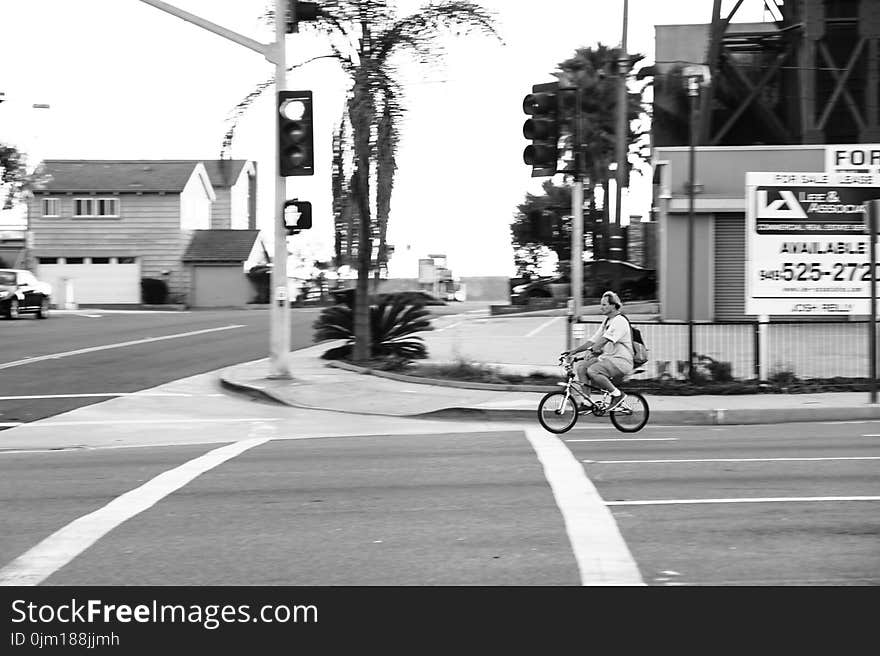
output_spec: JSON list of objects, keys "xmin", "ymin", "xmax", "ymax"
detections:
[
  {"xmin": 614, "ymin": 0, "xmax": 629, "ymax": 230},
  {"xmin": 137, "ymin": 0, "xmax": 292, "ymax": 378},
  {"xmin": 269, "ymin": 0, "xmax": 292, "ymax": 378},
  {"xmin": 571, "ymin": 86, "xmax": 585, "ymax": 346},
  {"xmin": 686, "ymin": 74, "xmax": 699, "ymax": 383}
]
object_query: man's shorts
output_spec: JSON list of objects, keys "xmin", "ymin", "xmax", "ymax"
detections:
[{"xmin": 576, "ymin": 356, "xmax": 627, "ymax": 385}]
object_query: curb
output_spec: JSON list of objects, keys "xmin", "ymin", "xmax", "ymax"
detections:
[
  {"xmin": 325, "ymin": 360, "xmax": 557, "ymax": 393},
  {"xmin": 417, "ymin": 406, "xmax": 880, "ymax": 425},
  {"xmin": 219, "ymin": 369, "xmax": 880, "ymax": 425}
]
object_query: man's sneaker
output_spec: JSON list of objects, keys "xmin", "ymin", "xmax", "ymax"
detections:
[{"xmin": 607, "ymin": 393, "xmax": 627, "ymax": 412}]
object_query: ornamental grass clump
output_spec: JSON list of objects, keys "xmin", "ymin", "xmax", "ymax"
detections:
[{"xmin": 314, "ymin": 294, "xmax": 434, "ymax": 362}]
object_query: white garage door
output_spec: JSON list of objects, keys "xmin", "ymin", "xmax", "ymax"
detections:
[{"xmin": 38, "ymin": 258, "xmax": 141, "ymax": 304}]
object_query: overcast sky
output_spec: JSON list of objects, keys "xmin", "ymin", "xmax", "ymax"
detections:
[{"xmin": 0, "ymin": 0, "xmax": 772, "ymax": 278}]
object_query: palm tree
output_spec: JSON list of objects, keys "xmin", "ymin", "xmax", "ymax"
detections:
[
  {"xmin": 554, "ymin": 43, "xmax": 648, "ymax": 197},
  {"xmin": 223, "ymin": 1, "xmax": 499, "ymax": 362}
]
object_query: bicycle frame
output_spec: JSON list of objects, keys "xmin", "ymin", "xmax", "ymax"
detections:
[{"xmin": 558, "ymin": 356, "xmax": 636, "ymax": 418}]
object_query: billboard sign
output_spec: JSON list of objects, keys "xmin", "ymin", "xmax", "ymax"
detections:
[{"xmin": 745, "ymin": 172, "xmax": 880, "ymax": 316}]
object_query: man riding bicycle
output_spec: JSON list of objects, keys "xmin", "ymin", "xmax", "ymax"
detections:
[{"xmin": 563, "ymin": 290, "xmax": 633, "ymax": 411}]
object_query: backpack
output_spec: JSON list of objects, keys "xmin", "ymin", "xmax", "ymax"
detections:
[{"xmin": 621, "ymin": 314, "xmax": 649, "ymax": 367}]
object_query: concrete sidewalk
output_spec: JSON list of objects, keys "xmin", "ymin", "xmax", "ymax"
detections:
[{"xmin": 219, "ymin": 341, "xmax": 880, "ymax": 425}]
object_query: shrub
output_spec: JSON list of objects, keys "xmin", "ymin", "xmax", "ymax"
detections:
[
  {"xmin": 769, "ymin": 367, "xmax": 798, "ymax": 386},
  {"xmin": 141, "ymin": 277, "xmax": 168, "ymax": 304},
  {"xmin": 314, "ymin": 293, "xmax": 434, "ymax": 361},
  {"xmin": 696, "ymin": 354, "xmax": 734, "ymax": 383}
]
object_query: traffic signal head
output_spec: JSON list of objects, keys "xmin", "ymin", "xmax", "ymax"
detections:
[
  {"xmin": 522, "ymin": 82, "xmax": 559, "ymax": 177},
  {"xmin": 283, "ymin": 199, "xmax": 312, "ymax": 235},
  {"xmin": 286, "ymin": 1, "xmax": 322, "ymax": 33},
  {"xmin": 278, "ymin": 90, "xmax": 314, "ymax": 177}
]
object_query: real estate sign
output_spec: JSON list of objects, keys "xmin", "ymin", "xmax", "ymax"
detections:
[{"xmin": 745, "ymin": 172, "xmax": 880, "ymax": 316}]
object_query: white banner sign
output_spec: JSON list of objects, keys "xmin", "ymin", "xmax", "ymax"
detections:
[
  {"xmin": 745, "ymin": 172, "xmax": 880, "ymax": 316},
  {"xmin": 826, "ymin": 144, "xmax": 880, "ymax": 175}
]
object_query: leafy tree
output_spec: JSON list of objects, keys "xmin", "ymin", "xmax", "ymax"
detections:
[
  {"xmin": 510, "ymin": 180, "xmax": 572, "ymax": 272},
  {"xmin": 0, "ymin": 144, "xmax": 45, "ymax": 210},
  {"xmin": 224, "ymin": 1, "xmax": 499, "ymax": 362}
]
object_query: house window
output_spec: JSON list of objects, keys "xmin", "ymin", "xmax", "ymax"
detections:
[
  {"xmin": 64, "ymin": 257, "xmax": 85, "ymax": 264},
  {"xmin": 73, "ymin": 197, "xmax": 119, "ymax": 218},
  {"xmin": 41, "ymin": 198, "xmax": 60, "ymax": 217},
  {"xmin": 117, "ymin": 257, "xmax": 136, "ymax": 264},
  {"xmin": 38, "ymin": 257, "xmax": 58, "ymax": 264},
  {"xmin": 91, "ymin": 257, "xmax": 110, "ymax": 264}
]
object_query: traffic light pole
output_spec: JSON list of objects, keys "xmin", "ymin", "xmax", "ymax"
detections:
[
  {"xmin": 269, "ymin": 0, "xmax": 292, "ymax": 378},
  {"xmin": 570, "ymin": 85, "xmax": 584, "ymax": 348},
  {"xmin": 137, "ymin": 0, "xmax": 292, "ymax": 377}
]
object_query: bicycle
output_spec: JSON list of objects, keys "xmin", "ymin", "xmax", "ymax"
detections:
[{"xmin": 537, "ymin": 354, "xmax": 650, "ymax": 434}]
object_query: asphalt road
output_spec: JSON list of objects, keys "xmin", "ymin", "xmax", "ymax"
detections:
[
  {"xmin": 0, "ymin": 308, "xmax": 321, "ymax": 430},
  {"xmin": 0, "ymin": 366, "xmax": 877, "ymax": 585},
  {"xmin": 0, "ymin": 304, "xmax": 877, "ymax": 586}
]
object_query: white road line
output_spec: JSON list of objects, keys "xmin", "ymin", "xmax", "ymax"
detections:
[
  {"xmin": 524, "ymin": 428, "xmax": 644, "ymax": 586},
  {"xmin": 6, "ymin": 418, "xmax": 283, "ymax": 428},
  {"xmin": 524, "ymin": 316, "xmax": 563, "ymax": 338},
  {"xmin": 586, "ymin": 456, "xmax": 880, "ymax": 464},
  {"xmin": 0, "ymin": 434, "xmax": 272, "ymax": 586},
  {"xmin": 0, "ymin": 393, "xmax": 224, "ymax": 401},
  {"xmin": 0, "ymin": 325, "xmax": 246, "ymax": 370},
  {"xmin": 566, "ymin": 437, "xmax": 679, "ymax": 442},
  {"xmin": 606, "ymin": 496, "xmax": 880, "ymax": 506}
]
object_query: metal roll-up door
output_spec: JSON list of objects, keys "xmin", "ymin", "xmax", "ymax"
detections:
[{"xmin": 714, "ymin": 213, "xmax": 746, "ymax": 320}]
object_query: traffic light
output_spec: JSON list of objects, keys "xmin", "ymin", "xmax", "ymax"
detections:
[
  {"xmin": 286, "ymin": 1, "xmax": 321, "ymax": 33},
  {"xmin": 283, "ymin": 199, "xmax": 312, "ymax": 235},
  {"xmin": 522, "ymin": 81, "xmax": 559, "ymax": 177},
  {"xmin": 278, "ymin": 90, "xmax": 314, "ymax": 177}
]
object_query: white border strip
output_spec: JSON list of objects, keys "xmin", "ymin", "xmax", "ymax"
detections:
[
  {"xmin": 0, "ymin": 436, "xmax": 270, "ymax": 586},
  {"xmin": 607, "ymin": 496, "xmax": 880, "ymax": 506},
  {"xmin": 588, "ymin": 456, "xmax": 880, "ymax": 464},
  {"xmin": 524, "ymin": 428, "xmax": 644, "ymax": 586}
]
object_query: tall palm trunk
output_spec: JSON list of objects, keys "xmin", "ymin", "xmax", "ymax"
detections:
[
  {"xmin": 374, "ymin": 90, "xmax": 397, "ymax": 290},
  {"xmin": 350, "ymin": 68, "xmax": 375, "ymax": 362}
]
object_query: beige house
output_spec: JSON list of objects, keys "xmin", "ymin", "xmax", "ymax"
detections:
[{"xmin": 26, "ymin": 159, "xmax": 266, "ymax": 306}]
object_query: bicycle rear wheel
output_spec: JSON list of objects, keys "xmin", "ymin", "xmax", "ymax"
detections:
[
  {"xmin": 610, "ymin": 392, "xmax": 649, "ymax": 433},
  {"xmin": 537, "ymin": 391, "xmax": 578, "ymax": 434}
]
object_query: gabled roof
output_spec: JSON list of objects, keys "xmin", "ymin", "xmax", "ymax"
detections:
[
  {"xmin": 36, "ymin": 159, "xmax": 249, "ymax": 193},
  {"xmin": 181, "ymin": 229, "xmax": 261, "ymax": 262},
  {"xmin": 200, "ymin": 160, "xmax": 249, "ymax": 188}
]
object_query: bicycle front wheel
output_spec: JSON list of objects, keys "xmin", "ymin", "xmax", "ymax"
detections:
[
  {"xmin": 537, "ymin": 391, "xmax": 579, "ymax": 434},
  {"xmin": 610, "ymin": 392, "xmax": 650, "ymax": 433}
]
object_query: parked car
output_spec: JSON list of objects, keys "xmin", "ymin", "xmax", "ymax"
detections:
[
  {"xmin": 0, "ymin": 269, "xmax": 52, "ymax": 319},
  {"xmin": 510, "ymin": 260, "xmax": 656, "ymax": 305}
]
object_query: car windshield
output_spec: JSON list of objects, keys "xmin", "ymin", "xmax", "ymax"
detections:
[{"xmin": 0, "ymin": 272, "xmax": 16, "ymax": 285}]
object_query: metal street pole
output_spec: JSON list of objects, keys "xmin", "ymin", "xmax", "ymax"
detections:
[
  {"xmin": 687, "ymin": 75, "xmax": 699, "ymax": 383},
  {"xmin": 269, "ymin": 0, "xmax": 292, "ymax": 378},
  {"xmin": 614, "ymin": 0, "xmax": 629, "ymax": 230},
  {"xmin": 136, "ymin": 0, "xmax": 290, "ymax": 378},
  {"xmin": 571, "ymin": 86, "xmax": 584, "ymax": 348},
  {"xmin": 870, "ymin": 200, "xmax": 878, "ymax": 403}
]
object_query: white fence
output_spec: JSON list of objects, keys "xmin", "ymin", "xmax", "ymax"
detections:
[{"xmin": 576, "ymin": 319, "xmax": 874, "ymax": 381}]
